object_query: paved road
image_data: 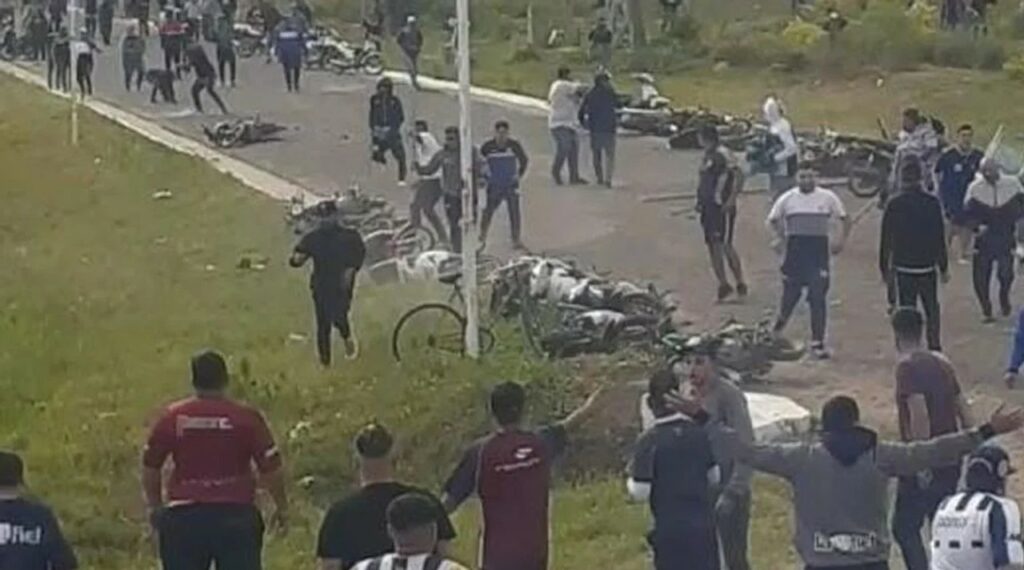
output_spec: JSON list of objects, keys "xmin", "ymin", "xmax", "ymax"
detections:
[{"xmin": 18, "ymin": 24, "xmax": 1024, "ymax": 422}]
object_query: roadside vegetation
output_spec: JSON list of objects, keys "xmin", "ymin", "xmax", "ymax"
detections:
[{"xmin": 0, "ymin": 76, "xmax": 798, "ymax": 568}]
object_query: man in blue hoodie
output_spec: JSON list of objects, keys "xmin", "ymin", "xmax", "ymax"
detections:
[
  {"xmin": 479, "ymin": 120, "xmax": 529, "ymax": 252},
  {"xmin": 1004, "ymin": 309, "xmax": 1024, "ymax": 389},
  {"xmin": 275, "ymin": 11, "xmax": 306, "ymax": 92},
  {"xmin": 578, "ymin": 71, "xmax": 619, "ymax": 188}
]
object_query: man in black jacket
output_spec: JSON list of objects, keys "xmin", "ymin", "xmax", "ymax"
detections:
[
  {"xmin": 578, "ymin": 72, "xmax": 619, "ymax": 188},
  {"xmin": 880, "ymin": 157, "xmax": 949, "ymax": 351},
  {"xmin": 369, "ymin": 77, "xmax": 407, "ymax": 185},
  {"xmin": 184, "ymin": 38, "xmax": 228, "ymax": 114}
]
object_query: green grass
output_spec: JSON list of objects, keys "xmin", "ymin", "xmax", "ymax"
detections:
[{"xmin": 0, "ymin": 74, "xmax": 797, "ymax": 568}]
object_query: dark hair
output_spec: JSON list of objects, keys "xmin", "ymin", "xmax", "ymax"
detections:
[
  {"xmin": 377, "ymin": 77, "xmax": 393, "ymax": 91},
  {"xmin": 387, "ymin": 493, "xmax": 439, "ymax": 533},
  {"xmin": 958, "ymin": 123, "xmax": 973, "ymax": 133},
  {"xmin": 355, "ymin": 423, "xmax": 394, "ymax": 459},
  {"xmin": 898, "ymin": 157, "xmax": 923, "ymax": 190},
  {"xmin": 490, "ymin": 381, "xmax": 526, "ymax": 425},
  {"xmin": 494, "ymin": 120, "xmax": 510, "ymax": 131},
  {"xmin": 698, "ymin": 124, "xmax": 719, "ymax": 143},
  {"xmin": 647, "ymin": 368, "xmax": 679, "ymax": 412},
  {"xmin": 0, "ymin": 451, "xmax": 24, "ymax": 487},
  {"xmin": 797, "ymin": 160, "xmax": 815, "ymax": 172},
  {"xmin": 444, "ymin": 126, "xmax": 459, "ymax": 137},
  {"xmin": 414, "ymin": 119, "xmax": 428, "ymax": 130},
  {"xmin": 903, "ymin": 107, "xmax": 921, "ymax": 123},
  {"xmin": 890, "ymin": 307, "xmax": 924, "ymax": 341},
  {"xmin": 821, "ymin": 396, "xmax": 860, "ymax": 432},
  {"xmin": 556, "ymin": 66, "xmax": 571, "ymax": 79},
  {"xmin": 191, "ymin": 350, "xmax": 229, "ymax": 391}
]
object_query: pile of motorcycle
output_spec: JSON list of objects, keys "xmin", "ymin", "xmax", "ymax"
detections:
[
  {"xmin": 303, "ymin": 26, "xmax": 383, "ymax": 75},
  {"xmin": 201, "ymin": 116, "xmax": 287, "ymax": 148}
]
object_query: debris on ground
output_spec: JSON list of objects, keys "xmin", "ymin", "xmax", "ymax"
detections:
[
  {"xmin": 152, "ymin": 189, "xmax": 173, "ymax": 200},
  {"xmin": 237, "ymin": 253, "xmax": 269, "ymax": 271}
]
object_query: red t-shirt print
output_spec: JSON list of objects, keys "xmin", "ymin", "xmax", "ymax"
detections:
[{"xmin": 142, "ymin": 397, "xmax": 281, "ymax": 505}]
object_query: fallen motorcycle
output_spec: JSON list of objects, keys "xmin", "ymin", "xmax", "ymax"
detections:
[
  {"xmin": 668, "ymin": 110, "xmax": 758, "ymax": 151},
  {"xmin": 616, "ymin": 73, "xmax": 685, "ymax": 137},
  {"xmin": 660, "ymin": 318, "xmax": 804, "ymax": 384},
  {"xmin": 201, "ymin": 116, "xmax": 287, "ymax": 148},
  {"xmin": 799, "ymin": 129, "xmax": 895, "ymax": 199}
]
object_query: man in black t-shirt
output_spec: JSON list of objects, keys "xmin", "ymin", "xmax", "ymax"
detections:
[
  {"xmin": 316, "ymin": 424, "xmax": 455, "ymax": 570},
  {"xmin": 0, "ymin": 451, "xmax": 77, "ymax": 570},
  {"xmin": 184, "ymin": 38, "xmax": 228, "ymax": 114},
  {"xmin": 696, "ymin": 125, "xmax": 747, "ymax": 303},
  {"xmin": 290, "ymin": 207, "xmax": 367, "ymax": 366}
]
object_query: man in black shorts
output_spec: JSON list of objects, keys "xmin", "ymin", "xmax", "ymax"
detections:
[
  {"xmin": 696, "ymin": 125, "xmax": 747, "ymax": 303},
  {"xmin": 289, "ymin": 203, "xmax": 367, "ymax": 366}
]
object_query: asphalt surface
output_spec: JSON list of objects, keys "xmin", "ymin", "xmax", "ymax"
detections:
[{"xmin": 16, "ymin": 24, "xmax": 1024, "ymax": 426}]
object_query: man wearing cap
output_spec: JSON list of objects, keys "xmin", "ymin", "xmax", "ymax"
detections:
[
  {"xmin": 628, "ymin": 369, "xmax": 721, "ymax": 570},
  {"xmin": 142, "ymin": 350, "xmax": 288, "ymax": 570},
  {"xmin": 351, "ymin": 494, "xmax": 468, "ymax": 570},
  {"xmin": 0, "ymin": 451, "xmax": 77, "ymax": 570},
  {"xmin": 318, "ymin": 424, "xmax": 455, "ymax": 570},
  {"xmin": 369, "ymin": 77, "xmax": 408, "ymax": 185},
  {"xmin": 396, "ymin": 16, "xmax": 423, "ymax": 90},
  {"xmin": 930, "ymin": 445, "xmax": 1024, "ymax": 570},
  {"xmin": 668, "ymin": 392, "xmax": 1024, "ymax": 570}
]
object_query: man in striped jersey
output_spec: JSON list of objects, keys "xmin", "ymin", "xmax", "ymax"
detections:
[
  {"xmin": 767, "ymin": 163, "xmax": 852, "ymax": 359},
  {"xmin": 930, "ymin": 445, "xmax": 1023, "ymax": 570},
  {"xmin": 351, "ymin": 493, "xmax": 468, "ymax": 570}
]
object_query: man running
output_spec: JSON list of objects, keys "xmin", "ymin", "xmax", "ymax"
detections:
[
  {"xmin": 317, "ymin": 424, "xmax": 456, "ymax": 570},
  {"xmin": 767, "ymin": 162, "xmax": 851, "ymax": 359},
  {"xmin": 442, "ymin": 381, "xmax": 602, "ymax": 570},
  {"xmin": 396, "ymin": 16, "xmax": 422, "ymax": 90},
  {"xmin": 879, "ymin": 158, "xmax": 948, "ymax": 351},
  {"xmin": 290, "ymin": 202, "xmax": 366, "ymax": 365},
  {"xmin": 964, "ymin": 159, "xmax": 1024, "ymax": 322},
  {"xmin": 934, "ymin": 124, "xmax": 983, "ymax": 263},
  {"xmin": 0, "ymin": 451, "xmax": 78, "ymax": 570},
  {"xmin": 890, "ymin": 308, "xmax": 975, "ymax": 570},
  {"xmin": 351, "ymin": 494, "xmax": 468, "ymax": 570},
  {"xmin": 369, "ymin": 77, "xmax": 407, "ymax": 185},
  {"xmin": 480, "ymin": 120, "xmax": 529, "ymax": 252},
  {"xmin": 184, "ymin": 38, "xmax": 228, "ymax": 114},
  {"xmin": 409, "ymin": 120, "xmax": 448, "ymax": 246},
  {"xmin": 697, "ymin": 125, "xmax": 747, "ymax": 304},
  {"xmin": 142, "ymin": 350, "xmax": 288, "ymax": 570}
]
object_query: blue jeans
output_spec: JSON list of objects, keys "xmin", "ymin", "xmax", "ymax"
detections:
[
  {"xmin": 773, "ymin": 269, "xmax": 830, "ymax": 344},
  {"xmin": 590, "ymin": 131, "xmax": 617, "ymax": 186},
  {"xmin": 550, "ymin": 126, "xmax": 580, "ymax": 183}
]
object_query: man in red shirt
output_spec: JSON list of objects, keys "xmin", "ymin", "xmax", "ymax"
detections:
[
  {"xmin": 890, "ymin": 308, "xmax": 975, "ymax": 570},
  {"xmin": 141, "ymin": 350, "xmax": 288, "ymax": 570},
  {"xmin": 442, "ymin": 381, "xmax": 602, "ymax": 570}
]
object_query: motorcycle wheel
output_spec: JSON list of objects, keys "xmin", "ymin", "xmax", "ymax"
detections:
[
  {"xmin": 361, "ymin": 53, "xmax": 383, "ymax": 75},
  {"xmin": 237, "ymin": 42, "xmax": 257, "ymax": 58},
  {"xmin": 846, "ymin": 164, "xmax": 884, "ymax": 199},
  {"xmin": 217, "ymin": 129, "xmax": 244, "ymax": 148}
]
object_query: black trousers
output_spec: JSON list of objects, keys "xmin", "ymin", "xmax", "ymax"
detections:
[
  {"xmin": 313, "ymin": 286, "xmax": 353, "ymax": 366},
  {"xmin": 443, "ymin": 193, "xmax": 463, "ymax": 253},
  {"xmin": 48, "ymin": 55, "xmax": 71, "ymax": 91},
  {"xmin": 893, "ymin": 269, "xmax": 942, "ymax": 351},
  {"xmin": 191, "ymin": 76, "xmax": 228, "ymax": 114},
  {"xmin": 99, "ymin": 10, "xmax": 113, "ymax": 44},
  {"xmin": 217, "ymin": 48, "xmax": 236, "ymax": 85},
  {"xmin": 480, "ymin": 184, "xmax": 522, "ymax": 243},
  {"xmin": 158, "ymin": 504, "xmax": 264, "ymax": 570},
  {"xmin": 892, "ymin": 470, "xmax": 959, "ymax": 570},
  {"xmin": 164, "ymin": 44, "xmax": 182, "ymax": 76},
  {"xmin": 76, "ymin": 53, "xmax": 93, "ymax": 95},
  {"xmin": 282, "ymin": 63, "xmax": 300, "ymax": 91},
  {"xmin": 124, "ymin": 60, "xmax": 144, "ymax": 91},
  {"xmin": 973, "ymin": 248, "xmax": 1014, "ymax": 317},
  {"xmin": 371, "ymin": 134, "xmax": 407, "ymax": 182}
]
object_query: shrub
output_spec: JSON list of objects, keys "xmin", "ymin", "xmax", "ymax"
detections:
[
  {"xmin": 815, "ymin": 0, "xmax": 932, "ymax": 71},
  {"xmin": 931, "ymin": 32, "xmax": 1006, "ymax": 69},
  {"xmin": 781, "ymin": 19, "xmax": 827, "ymax": 49}
]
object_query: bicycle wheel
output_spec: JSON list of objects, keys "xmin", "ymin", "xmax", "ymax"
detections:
[
  {"xmin": 479, "ymin": 325, "xmax": 497, "ymax": 355},
  {"xmin": 395, "ymin": 224, "xmax": 437, "ymax": 254},
  {"xmin": 392, "ymin": 303, "xmax": 466, "ymax": 361}
]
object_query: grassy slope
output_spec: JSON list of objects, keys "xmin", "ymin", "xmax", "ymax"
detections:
[{"xmin": 0, "ymin": 75, "xmax": 795, "ymax": 569}]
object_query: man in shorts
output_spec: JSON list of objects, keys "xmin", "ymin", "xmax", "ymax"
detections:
[
  {"xmin": 934, "ymin": 123, "xmax": 983, "ymax": 263},
  {"xmin": 696, "ymin": 125, "xmax": 747, "ymax": 303}
]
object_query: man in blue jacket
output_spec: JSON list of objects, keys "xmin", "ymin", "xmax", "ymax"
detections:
[
  {"xmin": 479, "ymin": 120, "xmax": 529, "ymax": 252},
  {"xmin": 578, "ymin": 72, "xmax": 619, "ymax": 188},
  {"xmin": 275, "ymin": 11, "xmax": 306, "ymax": 92},
  {"xmin": 1005, "ymin": 309, "xmax": 1024, "ymax": 388}
]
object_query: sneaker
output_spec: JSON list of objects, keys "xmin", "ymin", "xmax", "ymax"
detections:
[
  {"xmin": 512, "ymin": 240, "xmax": 527, "ymax": 251},
  {"xmin": 344, "ymin": 337, "xmax": 359, "ymax": 360},
  {"xmin": 716, "ymin": 283, "xmax": 734, "ymax": 303},
  {"xmin": 398, "ymin": 180, "xmax": 407, "ymax": 188},
  {"xmin": 983, "ymin": 313, "xmax": 996, "ymax": 324},
  {"xmin": 1001, "ymin": 301, "xmax": 1012, "ymax": 317},
  {"xmin": 569, "ymin": 178, "xmax": 589, "ymax": 186},
  {"xmin": 810, "ymin": 343, "xmax": 831, "ymax": 360},
  {"xmin": 736, "ymin": 282, "xmax": 748, "ymax": 298}
]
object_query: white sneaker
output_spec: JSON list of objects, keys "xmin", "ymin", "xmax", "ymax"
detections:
[
  {"xmin": 810, "ymin": 344, "xmax": 832, "ymax": 360},
  {"xmin": 398, "ymin": 180, "xmax": 407, "ymax": 188},
  {"xmin": 344, "ymin": 337, "xmax": 359, "ymax": 360}
]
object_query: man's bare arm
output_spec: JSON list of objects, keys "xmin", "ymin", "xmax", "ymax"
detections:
[
  {"xmin": 288, "ymin": 251, "xmax": 309, "ymax": 267},
  {"xmin": 956, "ymin": 394, "xmax": 976, "ymax": 429},
  {"xmin": 905, "ymin": 394, "xmax": 932, "ymax": 441},
  {"xmin": 142, "ymin": 467, "xmax": 163, "ymax": 512}
]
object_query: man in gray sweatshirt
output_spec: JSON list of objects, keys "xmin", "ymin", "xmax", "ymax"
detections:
[
  {"xmin": 668, "ymin": 393, "xmax": 1024, "ymax": 570},
  {"xmin": 676, "ymin": 338, "xmax": 753, "ymax": 570}
]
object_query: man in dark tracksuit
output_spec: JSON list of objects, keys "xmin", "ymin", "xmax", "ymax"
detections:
[
  {"xmin": 577, "ymin": 72, "xmax": 619, "ymax": 188},
  {"xmin": 964, "ymin": 160, "xmax": 1024, "ymax": 322},
  {"xmin": 83, "ymin": 0, "xmax": 98, "ymax": 39},
  {"xmin": 274, "ymin": 13, "xmax": 305, "ymax": 92},
  {"xmin": 184, "ymin": 38, "xmax": 228, "ymax": 114},
  {"xmin": 629, "ymin": 369, "xmax": 719, "ymax": 570},
  {"xmin": 214, "ymin": 17, "xmax": 236, "ymax": 87},
  {"xmin": 98, "ymin": 0, "xmax": 115, "ymax": 45},
  {"xmin": 369, "ymin": 78, "xmax": 407, "ymax": 185},
  {"xmin": 290, "ymin": 206, "xmax": 367, "ymax": 366},
  {"xmin": 479, "ymin": 120, "xmax": 529, "ymax": 252},
  {"xmin": 879, "ymin": 158, "xmax": 949, "ymax": 351}
]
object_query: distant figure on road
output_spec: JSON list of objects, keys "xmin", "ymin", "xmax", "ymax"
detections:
[
  {"xmin": 480, "ymin": 120, "xmax": 529, "ymax": 252},
  {"xmin": 47, "ymin": 26, "xmax": 71, "ymax": 92},
  {"xmin": 142, "ymin": 350, "xmax": 288, "ymax": 570},
  {"xmin": 409, "ymin": 119, "xmax": 449, "ymax": 247},
  {"xmin": 587, "ymin": 18, "xmax": 613, "ymax": 70},
  {"xmin": 121, "ymin": 23, "xmax": 146, "ymax": 91},
  {"xmin": 696, "ymin": 124, "xmax": 748, "ymax": 304},
  {"xmin": 396, "ymin": 15, "xmax": 422, "ymax": 90},
  {"xmin": 1005, "ymin": 308, "xmax": 1024, "ymax": 388},
  {"xmin": 0, "ymin": 451, "xmax": 78, "ymax": 570},
  {"xmin": 369, "ymin": 77, "xmax": 408, "ymax": 185},
  {"xmin": 159, "ymin": 7, "xmax": 187, "ymax": 77},
  {"xmin": 548, "ymin": 66, "xmax": 586, "ymax": 186},
  {"xmin": 763, "ymin": 95, "xmax": 798, "ymax": 203},
  {"xmin": 83, "ymin": 0, "xmax": 97, "ymax": 39},
  {"xmin": 214, "ymin": 16, "xmax": 236, "ymax": 87},
  {"xmin": 184, "ymin": 38, "xmax": 229, "ymax": 114},
  {"xmin": 289, "ymin": 204, "xmax": 367, "ymax": 365},
  {"xmin": 97, "ymin": 0, "xmax": 114, "ymax": 45},
  {"xmin": 578, "ymin": 71, "xmax": 619, "ymax": 188},
  {"xmin": 767, "ymin": 163, "xmax": 851, "ymax": 359},
  {"xmin": 274, "ymin": 11, "xmax": 306, "ymax": 92},
  {"xmin": 71, "ymin": 29, "xmax": 100, "ymax": 96},
  {"xmin": 47, "ymin": 0, "xmax": 66, "ymax": 30}
]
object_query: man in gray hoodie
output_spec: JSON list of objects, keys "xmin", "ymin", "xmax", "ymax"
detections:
[{"xmin": 668, "ymin": 393, "xmax": 1024, "ymax": 570}]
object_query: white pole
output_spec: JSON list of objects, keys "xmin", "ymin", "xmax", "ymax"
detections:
[
  {"xmin": 456, "ymin": 0, "xmax": 479, "ymax": 357},
  {"xmin": 69, "ymin": 0, "xmax": 80, "ymax": 145}
]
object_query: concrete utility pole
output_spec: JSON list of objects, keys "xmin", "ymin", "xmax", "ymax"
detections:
[
  {"xmin": 69, "ymin": 0, "xmax": 80, "ymax": 145},
  {"xmin": 455, "ymin": 0, "xmax": 479, "ymax": 357}
]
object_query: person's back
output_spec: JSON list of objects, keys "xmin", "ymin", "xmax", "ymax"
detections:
[
  {"xmin": 185, "ymin": 42, "xmax": 214, "ymax": 77},
  {"xmin": 636, "ymin": 416, "xmax": 717, "ymax": 525},
  {"xmin": 547, "ymin": 78, "xmax": 579, "ymax": 129},
  {"xmin": 931, "ymin": 491, "xmax": 1022, "ymax": 570},
  {"xmin": 0, "ymin": 498, "xmax": 77, "ymax": 570},
  {"xmin": 122, "ymin": 33, "xmax": 144, "ymax": 62},
  {"xmin": 579, "ymin": 82, "xmax": 617, "ymax": 134},
  {"xmin": 296, "ymin": 223, "xmax": 365, "ymax": 291},
  {"xmin": 881, "ymin": 188, "xmax": 946, "ymax": 271}
]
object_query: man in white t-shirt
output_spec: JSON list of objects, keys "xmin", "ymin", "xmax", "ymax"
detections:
[
  {"xmin": 409, "ymin": 120, "xmax": 448, "ymax": 247},
  {"xmin": 352, "ymin": 493, "xmax": 468, "ymax": 570},
  {"xmin": 547, "ymin": 66, "xmax": 586, "ymax": 186},
  {"xmin": 766, "ymin": 163, "xmax": 852, "ymax": 359}
]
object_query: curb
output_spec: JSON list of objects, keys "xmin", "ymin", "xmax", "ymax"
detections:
[{"xmin": 381, "ymin": 70, "xmax": 550, "ymax": 117}]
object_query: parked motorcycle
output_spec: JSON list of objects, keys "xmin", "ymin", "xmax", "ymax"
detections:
[
  {"xmin": 233, "ymin": 22, "xmax": 267, "ymax": 59},
  {"xmin": 201, "ymin": 116, "xmax": 287, "ymax": 148},
  {"xmin": 306, "ymin": 28, "xmax": 382, "ymax": 75},
  {"xmin": 799, "ymin": 129, "xmax": 895, "ymax": 199},
  {"xmin": 616, "ymin": 73, "xmax": 684, "ymax": 137}
]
